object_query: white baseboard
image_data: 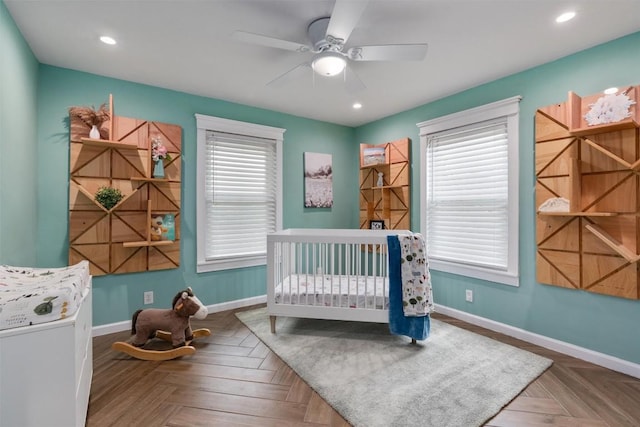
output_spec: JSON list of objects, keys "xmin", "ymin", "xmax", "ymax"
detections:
[
  {"xmin": 92, "ymin": 295, "xmax": 267, "ymax": 337},
  {"xmin": 92, "ymin": 297, "xmax": 638, "ymax": 379},
  {"xmin": 435, "ymin": 304, "xmax": 640, "ymax": 379}
]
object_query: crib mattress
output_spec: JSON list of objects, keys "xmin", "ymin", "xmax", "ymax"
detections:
[
  {"xmin": 0, "ymin": 260, "xmax": 90, "ymax": 331},
  {"xmin": 275, "ymin": 274, "xmax": 388, "ymax": 309}
]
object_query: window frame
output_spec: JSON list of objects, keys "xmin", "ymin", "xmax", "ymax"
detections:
[
  {"xmin": 196, "ymin": 114, "xmax": 284, "ymax": 273},
  {"xmin": 417, "ymin": 96, "xmax": 521, "ymax": 286}
]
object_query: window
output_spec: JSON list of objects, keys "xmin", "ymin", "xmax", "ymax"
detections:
[
  {"xmin": 196, "ymin": 114, "xmax": 285, "ymax": 272},
  {"xmin": 417, "ymin": 96, "xmax": 521, "ymax": 286}
]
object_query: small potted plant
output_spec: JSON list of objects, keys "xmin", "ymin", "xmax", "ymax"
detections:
[
  {"xmin": 69, "ymin": 103, "xmax": 110, "ymax": 139},
  {"xmin": 95, "ymin": 186, "xmax": 124, "ymax": 210}
]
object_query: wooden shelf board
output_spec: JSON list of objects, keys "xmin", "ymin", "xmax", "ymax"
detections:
[
  {"xmin": 584, "ymin": 224, "xmax": 640, "ymax": 263},
  {"xmin": 537, "ymin": 211, "xmax": 619, "ymax": 217},
  {"xmin": 122, "ymin": 240, "xmax": 174, "ymax": 248},
  {"xmin": 372, "ymin": 185, "xmax": 407, "ymax": 189},
  {"xmin": 570, "ymin": 119, "xmax": 639, "ymax": 137},
  {"xmin": 80, "ymin": 138, "xmax": 138, "ymax": 150},
  {"xmin": 360, "ymin": 163, "xmax": 388, "ymax": 169},
  {"xmin": 130, "ymin": 177, "xmax": 171, "ymax": 182}
]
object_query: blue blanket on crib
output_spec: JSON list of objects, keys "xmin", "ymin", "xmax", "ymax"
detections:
[{"xmin": 387, "ymin": 234, "xmax": 431, "ymax": 341}]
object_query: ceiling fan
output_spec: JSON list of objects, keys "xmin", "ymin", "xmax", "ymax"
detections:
[{"xmin": 232, "ymin": 0, "xmax": 428, "ymax": 92}]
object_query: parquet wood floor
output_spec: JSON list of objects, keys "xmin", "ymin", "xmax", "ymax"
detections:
[{"xmin": 87, "ymin": 305, "xmax": 640, "ymax": 426}]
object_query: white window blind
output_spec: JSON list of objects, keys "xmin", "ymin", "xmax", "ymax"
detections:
[
  {"xmin": 426, "ymin": 119, "xmax": 508, "ymax": 269},
  {"xmin": 205, "ymin": 131, "xmax": 277, "ymax": 261},
  {"xmin": 196, "ymin": 114, "xmax": 284, "ymax": 273},
  {"xmin": 418, "ymin": 96, "xmax": 520, "ymax": 286}
]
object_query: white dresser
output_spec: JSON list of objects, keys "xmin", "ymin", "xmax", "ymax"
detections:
[{"xmin": 0, "ymin": 283, "xmax": 92, "ymax": 427}]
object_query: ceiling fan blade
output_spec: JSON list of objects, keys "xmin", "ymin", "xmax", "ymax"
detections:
[
  {"xmin": 326, "ymin": 0, "xmax": 369, "ymax": 43},
  {"xmin": 267, "ymin": 62, "xmax": 312, "ymax": 88},
  {"xmin": 348, "ymin": 44, "xmax": 428, "ymax": 61},
  {"xmin": 344, "ymin": 65, "xmax": 366, "ymax": 93},
  {"xmin": 232, "ymin": 31, "xmax": 311, "ymax": 53}
]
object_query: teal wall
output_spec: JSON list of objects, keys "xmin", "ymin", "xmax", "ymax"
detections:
[
  {"xmin": 36, "ymin": 66, "xmax": 356, "ymax": 326},
  {"xmin": 0, "ymin": 0, "xmax": 38, "ymax": 265},
  {"xmin": 2, "ymin": 1, "xmax": 639, "ymax": 365},
  {"xmin": 356, "ymin": 31, "xmax": 640, "ymax": 364}
]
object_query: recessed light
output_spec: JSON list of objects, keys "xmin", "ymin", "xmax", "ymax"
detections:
[
  {"xmin": 604, "ymin": 87, "xmax": 618, "ymax": 95},
  {"xmin": 556, "ymin": 11, "xmax": 576, "ymax": 23},
  {"xmin": 100, "ymin": 36, "xmax": 116, "ymax": 45},
  {"xmin": 353, "ymin": 102, "xmax": 362, "ymax": 109}
]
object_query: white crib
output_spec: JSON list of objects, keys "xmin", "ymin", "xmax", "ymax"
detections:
[{"xmin": 267, "ymin": 228, "xmax": 404, "ymax": 332}]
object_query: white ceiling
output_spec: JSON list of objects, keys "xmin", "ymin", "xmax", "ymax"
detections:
[{"xmin": 5, "ymin": 0, "xmax": 640, "ymax": 127}]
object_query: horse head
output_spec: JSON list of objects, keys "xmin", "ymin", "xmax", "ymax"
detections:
[{"xmin": 172, "ymin": 287, "xmax": 208, "ymax": 319}]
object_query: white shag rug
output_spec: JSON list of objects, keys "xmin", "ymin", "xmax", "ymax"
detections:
[{"xmin": 236, "ymin": 308, "xmax": 552, "ymax": 427}]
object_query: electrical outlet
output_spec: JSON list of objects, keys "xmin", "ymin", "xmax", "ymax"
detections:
[
  {"xmin": 144, "ymin": 291, "xmax": 154, "ymax": 305},
  {"xmin": 465, "ymin": 289, "xmax": 473, "ymax": 302}
]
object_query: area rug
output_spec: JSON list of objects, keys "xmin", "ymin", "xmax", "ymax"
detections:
[{"xmin": 236, "ymin": 308, "xmax": 552, "ymax": 427}]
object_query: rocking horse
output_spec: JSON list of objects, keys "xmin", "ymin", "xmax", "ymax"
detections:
[{"xmin": 111, "ymin": 287, "xmax": 211, "ymax": 361}]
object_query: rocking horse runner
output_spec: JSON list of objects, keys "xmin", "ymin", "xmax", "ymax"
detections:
[{"xmin": 112, "ymin": 287, "xmax": 211, "ymax": 361}]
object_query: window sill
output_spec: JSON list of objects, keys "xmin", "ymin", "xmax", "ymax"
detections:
[
  {"xmin": 429, "ymin": 259, "xmax": 519, "ymax": 287},
  {"xmin": 197, "ymin": 255, "xmax": 266, "ymax": 273}
]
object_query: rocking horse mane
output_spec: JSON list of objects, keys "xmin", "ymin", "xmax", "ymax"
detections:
[{"xmin": 172, "ymin": 287, "xmax": 194, "ymax": 309}]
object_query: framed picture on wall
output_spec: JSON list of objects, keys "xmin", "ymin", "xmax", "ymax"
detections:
[
  {"xmin": 304, "ymin": 152, "xmax": 333, "ymax": 208},
  {"xmin": 362, "ymin": 147, "xmax": 386, "ymax": 166},
  {"xmin": 369, "ymin": 220, "xmax": 385, "ymax": 230}
]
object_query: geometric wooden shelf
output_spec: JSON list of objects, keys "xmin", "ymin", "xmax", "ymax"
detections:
[
  {"xmin": 359, "ymin": 138, "xmax": 410, "ymax": 231},
  {"xmin": 535, "ymin": 84, "xmax": 640, "ymax": 300},
  {"xmin": 69, "ymin": 98, "xmax": 181, "ymax": 276}
]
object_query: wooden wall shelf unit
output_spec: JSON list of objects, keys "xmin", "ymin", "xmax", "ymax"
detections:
[
  {"xmin": 69, "ymin": 97, "xmax": 181, "ymax": 276},
  {"xmin": 359, "ymin": 138, "xmax": 410, "ymax": 230},
  {"xmin": 535, "ymin": 85, "xmax": 640, "ymax": 299}
]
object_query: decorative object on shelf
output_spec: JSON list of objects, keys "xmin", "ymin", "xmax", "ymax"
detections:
[
  {"xmin": 89, "ymin": 125, "xmax": 100, "ymax": 139},
  {"xmin": 150, "ymin": 216, "xmax": 166, "ymax": 241},
  {"xmin": 94, "ymin": 186, "xmax": 124, "ymax": 210},
  {"xmin": 538, "ymin": 197, "xmax": 570, "ymax": 212},
  {"xmin": 377, "ymin": 172, "xmax": 384, "ymax": 187},
  {"xmin": 362, "ymin": 147, "xmax": 386, "ymax": 166},
  {"xmin": 370, "ymin": 220, "xmax": 385, "ymax": 230},
  {"xmin": 304, "ymin": 152, "xmax": 333, "ymax": 208},
  {"xmin": 163, "ymin": 214, "xmax": 175, "ymax": 241},
  {"xmin": 151, "ymin": 137, "xmax": 171, "ymax": 178},
  {"xmin": 585, "ymin": 87, "xmax": 636, "ymax": 126},
  {"xmin": 69, "ymin": 103, "xmax": 110, "ymax": 139},
  {"xmin": 153, "ymin": 160, "xmax": 165, "ymax": 178}
]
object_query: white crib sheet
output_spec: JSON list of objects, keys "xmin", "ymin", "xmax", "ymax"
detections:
[
  {"xmin": 275, "ymin": 274, "xmax": 388, "ymax": 309},
  {"xmin": 0, "ymin": 260, "xmax": 90, "ymax": 331}
]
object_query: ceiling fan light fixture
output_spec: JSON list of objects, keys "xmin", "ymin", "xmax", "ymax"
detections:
[{"xmin": 312, "ymin": 51, "xmax": 346, "ymax": 77}]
